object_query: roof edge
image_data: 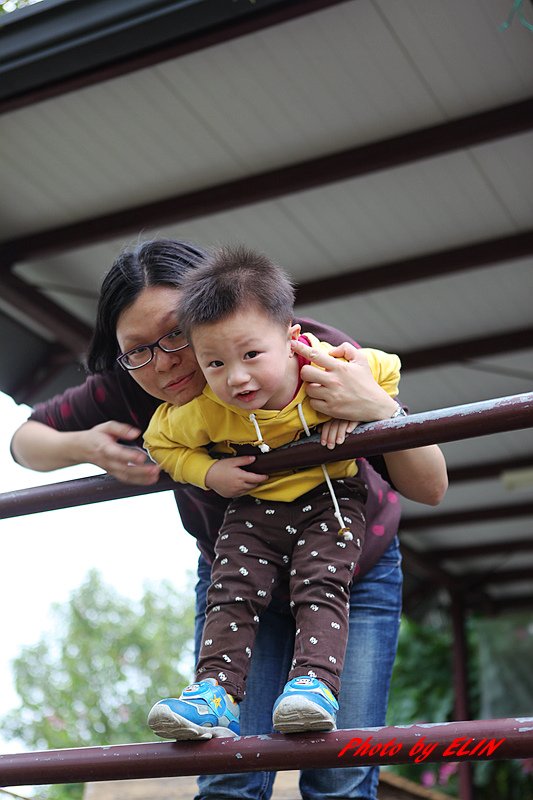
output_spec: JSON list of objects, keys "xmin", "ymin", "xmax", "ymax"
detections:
[{"xmin": 0, "ymin": 0, "xmax": 349, "ymax": 109}]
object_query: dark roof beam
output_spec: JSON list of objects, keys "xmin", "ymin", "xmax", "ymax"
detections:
[
  {"xmin": 428, "ymin": 537, "xmax": 533, "ymax": 561},
  {"xmin": 446, "ymin": 455, "xmax": 533, "ymax": 483},
  {"xmin": 486, "ymin": 595, "xmax": 533, "ymax": 614},
  {"xmin": 296, "ymin": 230, "xmax": 533, "ymax": 304},
  {"xmin": 399, "ymin": 327, "xmax": 533, "ymax": 373},
  {"xmin": 1, "ymin": 99, "xmax": 532, "ymax": 264},
  {"xmin": 0, "ymin": 271, "xmax": 92, "ymax": 355},
  {"xmin": 403, "ymin": 501, "xmax": 533, "ymax": 532},
  {"xmin": 464, "ymin": 567, "xmax": 533, "ymax": 587}
]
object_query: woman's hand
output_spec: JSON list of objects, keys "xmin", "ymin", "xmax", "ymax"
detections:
[
  {"xmin": 77, "ymin": 421, "xmax": 162, "ymax": 485},
  {"xmin": 291, "ymin": 339, "xmax": 398, "ymax": 422}
]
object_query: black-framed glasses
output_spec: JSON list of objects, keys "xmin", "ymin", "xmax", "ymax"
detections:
[{"xmin": 116, "ymin": 329, "xmax": 189, "ymax": 371}]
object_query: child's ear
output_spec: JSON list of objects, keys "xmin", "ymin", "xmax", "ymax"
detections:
[{"xmin": 289, "ymin": 322, "xmax": 301, "ymax": 341}]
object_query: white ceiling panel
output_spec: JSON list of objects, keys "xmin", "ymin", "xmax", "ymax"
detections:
[
  {"xmin": 445, "ymin": 553, "xmax": 533, "ymax": 578},
  {"xmin": 377, "ymin": 0, "xmax": 533, "ymax": 111},
  {"xmin": 398, "ymin": 363, "xmax": 532, "ymax": 411}
]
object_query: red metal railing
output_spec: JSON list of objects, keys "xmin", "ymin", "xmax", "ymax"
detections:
[
  {"xmin": 1, "ymin": 391, "xmax": 533, "ymax": 790},
  {"xmin": 0, "ymin": 718, "xmax": 532, "ymax": 786}
]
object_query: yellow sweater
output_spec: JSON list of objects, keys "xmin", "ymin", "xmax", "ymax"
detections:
[{"xmin": 144, "ymin": 336, "xmax": 400, "ymax": 502}]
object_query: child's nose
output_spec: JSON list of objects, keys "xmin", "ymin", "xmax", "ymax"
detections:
[{"xmin": 228, "ymin": 366, "xmax": 249, "ymax": 386}]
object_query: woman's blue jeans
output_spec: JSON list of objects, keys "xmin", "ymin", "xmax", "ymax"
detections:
[{"xmin": 193, "ymin": 536, "xmax": 402, "ymax": 800}]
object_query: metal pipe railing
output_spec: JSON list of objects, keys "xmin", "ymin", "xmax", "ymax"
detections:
[
  {"xmin": 1, "ymin": 718, "xmax": 532, "ymax": 786},
  {"xmin": 2, "ymin": 392, "xmax": 532, "ymax": 520}
]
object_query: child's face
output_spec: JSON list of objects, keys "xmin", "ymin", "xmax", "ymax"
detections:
[{"xmin": 192, "ymin": 306, "xmax": 301, "ymax": 411}]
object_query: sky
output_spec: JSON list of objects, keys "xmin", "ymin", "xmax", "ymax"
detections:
[{"xmin": 0, "ymin": 390, "xmax": 200, "ymax": 790}]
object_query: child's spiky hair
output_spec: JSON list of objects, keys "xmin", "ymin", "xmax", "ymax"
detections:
[{"xmin": 178, "ymin": 245, "xmax": 295, "ymax": 340}]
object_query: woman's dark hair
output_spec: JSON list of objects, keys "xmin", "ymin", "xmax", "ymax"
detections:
[{"xmin": 87, "ymin": 239, "xmax": 208, "ymax": 373}]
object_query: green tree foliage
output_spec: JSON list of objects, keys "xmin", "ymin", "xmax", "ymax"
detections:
[
  {"xmin": 386, "ymin": 615, "xmax": 533, "ymax": 799},
  {"xmin": 0, "ymin": 570, "xmax": 195, "ymax": 800},
  {"xmin": 1, "ymin": 0, "xmax": 43, "ymax": 14},
  {"xmin": 388, "ymin": 616, "xmax": 456, "ymax": 726}
]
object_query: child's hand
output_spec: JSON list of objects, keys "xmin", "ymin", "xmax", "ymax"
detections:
[
  {"xmin": 320, "ymin": 418, "xmax": 358, "ymax": 450},
  {"xmin": 205, "ymin": 456, "xmax": 268, "ymax": 498}
]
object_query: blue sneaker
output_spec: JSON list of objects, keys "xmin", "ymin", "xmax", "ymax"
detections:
[
  {"xmin": 147, "ymin": 678, "xmax": 240, "ymax": 741},
  {"xmin": 272, "ymin": 676, "xmax": 338, "ymax": 733}
]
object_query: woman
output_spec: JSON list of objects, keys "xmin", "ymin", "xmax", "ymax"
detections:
[{"xmin": 11, "ymin": 239, "xmax": 447, "ymax": 800}]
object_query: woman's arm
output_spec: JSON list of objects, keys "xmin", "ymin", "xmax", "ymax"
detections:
[
  {"xmin": 9, "ymin": 368, "xmax": 164, "ymax": 484},
  {"xmin": 381, "ymin": 445, "xmax": 447, "ymax": 506},
  {"xmin": 11, "ymin": 419, "xmax": 161, "ymax": 484},
  {"xmin": 291, "ymin": 339, "xmax": 448, "ymax": 506}
]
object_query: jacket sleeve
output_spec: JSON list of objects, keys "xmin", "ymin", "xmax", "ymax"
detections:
[
  {"xmin": 28, "ymin": 367, "xmax": 159, "ymax": 434},
  {"xmin": 360, "ymin": 348, "xmax": 401, "ymax": 398},
  {"xmin": 144, "ymin": 402, "xmax": 217, "ymax": 489},
  {"xmin": 295, "ymin": 316, "xmax": 358, "ymax": 348}
]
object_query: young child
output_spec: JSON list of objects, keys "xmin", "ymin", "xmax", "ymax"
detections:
[{"xmin": 144, "ymin": 245, "xmax": 401, "ymax": 740}]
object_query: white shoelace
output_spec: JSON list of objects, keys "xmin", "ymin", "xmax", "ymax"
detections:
[{"xmin": 249, "ymin": 413, "xmax": 271, "ymax": 453}]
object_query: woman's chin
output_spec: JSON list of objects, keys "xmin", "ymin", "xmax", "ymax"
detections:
[{"xmin": 161, "ymin": 373, "xmax": 206, "ymax": 405}]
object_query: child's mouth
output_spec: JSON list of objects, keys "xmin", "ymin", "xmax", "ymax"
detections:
[{"xmin": 236, "ymin": 390, "xmax": 258, "ymax": 402}]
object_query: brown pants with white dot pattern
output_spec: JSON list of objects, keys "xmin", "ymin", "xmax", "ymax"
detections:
[{"xmin": 195, "ymin": 477, "xmax": 367, "ymax": 701}]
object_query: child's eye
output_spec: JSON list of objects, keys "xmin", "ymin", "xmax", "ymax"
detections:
[
  {"xmin": 208, "ymin": 360, "xmax": 224, "ymax": 368},
  {"xmin": 244, "ymin": 351, "xmax": 259, "ymax": 360}
]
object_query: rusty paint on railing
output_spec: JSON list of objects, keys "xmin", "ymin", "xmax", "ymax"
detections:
[
  {"xmin": 1, "ymin": 718, "xmax": 532, "ymax": 786},
  {"xmin": 1, "ymin": 392, "xmax": 532, "ymax": 520}
]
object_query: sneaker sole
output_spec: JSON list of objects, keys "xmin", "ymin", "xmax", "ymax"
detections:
[
  {"xmin": 273, "ymin": 696, "xmax": 337, "ymax": 734},
  {"xmin": 148, "ymin": 705, "xmax": 238, "ymax": 741}
]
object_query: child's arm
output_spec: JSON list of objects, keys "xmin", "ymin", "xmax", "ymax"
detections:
[
  {"xmin": 144, "ymin": 402, "xmax": 217, "ymax": 487},
  {"xmin": 149, "ymin": 437, "xmax": 267, "ymax": 497},
  {"xmin": 145, "ymin": 433, "xmax": 215, "ymax": 487},
  {"xmin": 144, "ymin": 402, "xmax": 268, "ymax": 497}
]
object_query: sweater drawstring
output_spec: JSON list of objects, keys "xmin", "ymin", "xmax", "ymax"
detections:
[
  {"xmin": 249, "ymin": 413, "xmax": 271, "ymax": 453},
  {"xmin": 296, "ymin": 404, "xmax": 353, "ymax": 543}
]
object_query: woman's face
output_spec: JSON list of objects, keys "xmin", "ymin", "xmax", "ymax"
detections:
[{"xmin": 116, "ymin": 285, "xmax": 206, "ymax": 404}]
